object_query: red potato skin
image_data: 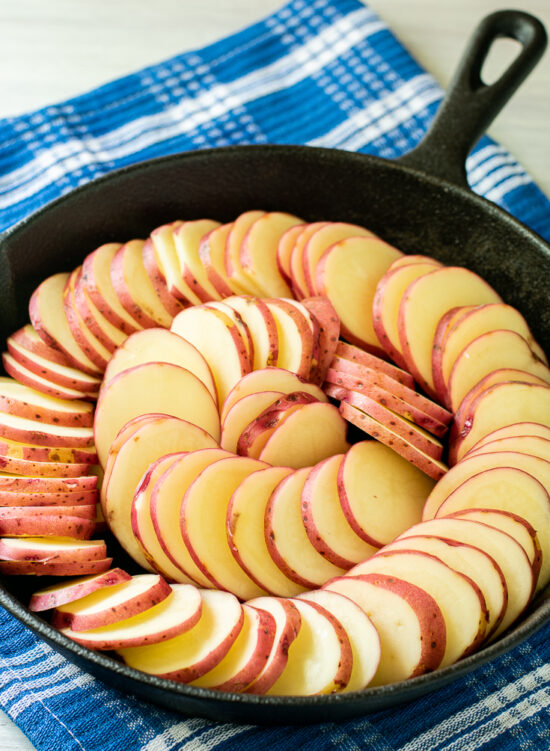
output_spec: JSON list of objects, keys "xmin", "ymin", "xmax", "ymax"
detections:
[
  {"xmin": 302, "ymin": 296, "xmax": 341, "ymax": 385},
  {"xmin": 324, "ymin": 367, "xmax": 448, "ymax": 437},
  {"xmin": 431, "ymin": 306, "xmax": 474, "ymax": 402},
  {"xmin": 0, "ymin": 455, "xmax": 92, "ymax": 477},
  {"xmin": 211, "ymin": 606, "xmax": 277, "ymax": 692},
  {"xmin": 6, "ymin": 337, "xmax": 100, "ymax": 394},
  {"xmin": 0, "ymin": 393, "xmax": 93, "ymax": 428},
  {"xmin": 0, "ymin": 438, "xmax": 97, "ymax": 465},
  {"xmin": 141, "ymin": 238, "xmax": 187, "ymax": 317},
  {"xmin": 51, "ymin": 575, "xmax": 173, "ymax": 631},
  {"xmin": 339, "ymin": 401, "xmax": 447, "ymax": 481},
  {"xmin": 63, "ymin": 270, "xmax": 110, "ymax": 372},
  {"xmin": 276, "ymin": 225, "xmax": 306, "ymax": 289},
  {"xmin": 0, "ymin": 514, "xmax": 96, "ymax": 539},
  {"xmin": 0, "ymin": 557, "xmax": 113, "ymax": 577},
  {"xmin": 198, "ymin": 226, "xmax": 235, "ymax": 298},
  {"xmin": 265, "ymin": 298, "xmax": 315, "ymax": 379},
  {"xmin": 335, "ymin": 341, "xmax": 415, "ymax": 389},
  {"xmin": 0, "ymin": 538, "xmax": 107, "ymax": 562},
  {"xmin": 232, "ymin": 297, "xmax": 279, "ymax": 368},
  {"xmin": 0, "ymin": 475, "xmax": 97, "ymax": 492},
  {"xmin": 29, "ymin": 567, "xmax": 131, "ymax": 612},
  {"xmin": 1, "ymin": 354, "xmax": 98, "ymax": 402},
  {"xmin": 0, "ymin": 504, "xmax": 96, "ymax": 520},
  {"xmin": 236, "ymin": 392, "xmax": 318, "ymax": 457},
  {"xmin": 326, "ymin": 384, "xmax": 443, "ymax": 460},
  {"xmin": 9, "ymin": 325, "xmax": 74, "ymax": 368},
  {"xmin": 72, "ymin": 269, "xmax": 122, "ymax": 353},
  {"xmin": 110, "ymin": 242, "xmax": 163, "ymax": 328},
  {"xmin": 326, "ymin": 573, "xmax": 446, "ymax": 678},
  {"xmin": 0, "ymin": 489, "xmax": 99, "ymax": 506},
  {"xmin": 245, "ymin": 597, "xmax": 302, "ymax": 694},
  {"xmin": 0, "ymin": 417, "xmax": 94, "ymax": 449}
]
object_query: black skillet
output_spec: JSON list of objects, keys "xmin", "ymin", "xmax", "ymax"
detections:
[{"xmin": 0, "ymin": 9, "xmax": 549, "ymax": 725}]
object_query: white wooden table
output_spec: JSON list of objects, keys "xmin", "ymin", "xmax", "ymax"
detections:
[{"xmin": 0, "ymin": 1, "xmax": 549, "ymax": 748}]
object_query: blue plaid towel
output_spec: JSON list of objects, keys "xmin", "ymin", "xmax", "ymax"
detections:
[{"xmin": 1, "ymin": 1, "xmax": 549, "ymax": 749}]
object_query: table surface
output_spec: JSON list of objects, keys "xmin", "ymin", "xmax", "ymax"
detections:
[{"xmin": 1, "ymin": 0, "xmax": 549, "ymax": 748}]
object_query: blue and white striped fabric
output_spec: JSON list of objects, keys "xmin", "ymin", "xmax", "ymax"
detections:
[{"xmin": 0, "ymin": 0, "xmax": 549, "ymax": 749}]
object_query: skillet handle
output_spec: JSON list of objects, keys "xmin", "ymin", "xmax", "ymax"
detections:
[{"xmin": 397, "ymin": 10, "xmax": 547, "ymax": 188}]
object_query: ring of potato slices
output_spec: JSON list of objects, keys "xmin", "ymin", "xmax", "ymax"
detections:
[{"xmin": 1, "ymin": 210, "xmax": 549, "ymax": 697}]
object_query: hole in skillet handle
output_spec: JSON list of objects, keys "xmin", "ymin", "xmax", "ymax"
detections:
[{"xmin": 397, "ymin": 10, "xmax": 548, "ymax": 189}]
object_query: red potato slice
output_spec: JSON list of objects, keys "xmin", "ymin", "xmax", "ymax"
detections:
[
  {"xmin": 0, "ymin": 436, "xmax": 97, "ymax": 465},
  {"xmin": 301, "ymin": 296, "xmax": 340, "ymax": 385},
  {"xmin": 141, "ymin": 238, "xmax": 186, "ymax": 317},
  {"xmin": 29, "ymin": 568, "xmax": 131, "ymax": 612},
  {"xmin": 448, "ymin": 508, "xmax": 542, "ymax": 581},
  {"xmin": 222, "ymin": 296, "xmax": 279, "ymax": 370},
  {"xmin": 245, "ymin": 597, "xmax": 302, "ymax": 694},
  {"xmin": 432, "ymin": 305, "xmax": 478, "ymax": 398},
  {"xmin": 383, "ymin": 535, "xmax": 507, "ymax": 638},
  {"xmin": 171, "ymin": 305, "xmax": 251, "ymax": 406},
  {"xmin": 467, "ymin": 422, "xmax": 550, "ymax": 450},
  {"xmin": 396, "ymin": 518, "xmax": 534, "ymax": 638},
  {"xmin": 337, "ymin": 440, "xmax": 434, "ymax": 548},
  {"xmin": 9, "ymin": 324, "xmax": 76, "ymax": 368},
  {"xmin": 64, "ymin": 583, "xmax": 203, "ymax": 651},
  {"xmin": 221, "ymin": 368, "xmax": 327, "ymax": 424},
  {"xmin": 101, "ymin": 328, "xmax": 217, "ymax": 405},
  {"xmin": 265, "ymin": 597, "xmax": 352, "ymax": 695},
  {"xmin": 301, "ymin": 454, "xmax": 379, "ymax": 569},
  {"xmin": 324, "ymin": 367, "xmax": 448, "ymax": 437},
  {"xmin": 173, "ymin": 219, "xmax": 222, "ymax": 303},
  {"xmin": 29, "ymin": 273, "xmax": 102, "ymax": 375},
  {"xmin": 101, "ymin": 415, "xmax": 218, "ymax": 570},
  {"xmin": 237, "ymin": 392, "xmax": 319, "ymax": 459},
  {"xmin": 0, "ymin": 513, "xmax": 95, "ymax": 538},
  {"xmin": 190, "ymin": 603, "xmax": 276, "ymax": 692},
  {"xmin": 149, "ymin": 221, "xmax": 202, "ymax": 306},
  {"xmin": 432, "ymin": 466, "xmax": 550, "ymax": 590},
  {"xmin": 283, "ymin": 299, "xmax": 322, "ymax": 383},
  {"xmin": 131, "ymin": 453, "xmax": 196, "ymax": 583},
  {"xmin": 63, "ymin": 269, "xmax": 112, "ymax": 371},
  {"xmin": 224, "ymin": 210, "xmax": 266, "ymax": 295},
  {"xmin": 0, "ymin": 411, "xmax": 94, "ymax": 448},
  {"xmin": 316, "ymin": 237, "xmax": 402, "ymax": 355},
  {"xmin": 325, "ymin": 574, "xmax": 445, "ymax": 686},
  {"xmin": 116, "ymin": 588, "xmax": 241, "ymax": 677},
  {"xmin": 447, "ymin": 330, "xmax": 550, "ymax": 412},
  {"xmin": 372, "ymin": 261, "xmax": 442, "ymax": 368},
  {"xmin": 149, "ymin": 448, "xmax": 233, "ymax": 588},
  {"xmin": 288, "ymin": 222, "xmax": 329, "ymax": 299},
  {"xmin": 449, "ymin": 382, "xmax": 550, "ymax": 463},
  {"xmin": 326, "ymin": 385, "xmax": 443, "ymax": 460},
  {"xmin": 197, "ymin": 223, "xmax": 235, "ymax": 298},
  {"xmin": 465, "ymin": 435, "xmax": 550, "ymax": 461},
  {"xmin": 0, "ymin": 474, "xmax": 97, "ymax": 492},
  {"xmin": 0, "ymin": 536, "xmax": 106, "ymax": 562},
  {"xmin": 110, "ymin": 239, "xmax": 174, "ymax": 328},
  {"xmin": 335, "ymin": 341, "xmax": 415, "ymax": 389},
  {"xmin": 350, "ymin": 550, "xmax": 488, "ymax": 666},
  {"xmin": 180, "ymin": 456, "xmax": 269, "ymax": 600},
  {"xmin": 202, "ymin": 300, "xmax": 254, "ymax": 363},
  {"xmin": 0, "ymin": 454, "xmax": 91, "ymax": 478},
  {"xmin": 0, "ymin": 557, "xmax": 112, "ymax": 577},
  {"xmin": 221, "ymin": 390, "xmax": 285, "ymax": 453},
  {"xmin": 73, "ymin": 271, "xmax": 127, "ymax": 352},
  {"xmin": 397, "ymin": 266, "xmax": 502, "ymax": 395},
  {"xmin": 0, "ymin": 377, "xmax": 94, "ymax": 427},
  {"xmin": 258, "ymin": 401, "xmax": 350, "ymax": 469},
  {"xmin": 51, "ymin": 573, "xmax": 172, "ymax": 631},
  {"xmin": 264, "ymin": 467, "xmax": 347, "ymax": 588},
  {"xmin": 226, "ymin": 465, "xmax": 301, "ymax": 596},
  {"xmin": 240, "ymin": 212, "xmax": 303, "ymax": 298},
  {"xmin": 0, "ymin": 504, "xmax": 95, "ymax": 520},
  {"xmin": 94, "ymin": 362, "xmax": 220, "ymax": 467},
  {"xmin": 0, "ymin": 489, "xmax": 98, "ymax": 507},
  {"xmin": 297, "ymin": 589, "xmax": 380, "ymax": 691},
  {"xmin": 339, "ymin": 401, "xmax": 448, "ymax": 481},
  {"xmin": 1, "ymin": 353, "xmax": 97, "ymax": 402},
  {"xmin": 276, "ymin": 224, "xmax": 306, "ymax": 289},
  {"xmin": 434, "ymin": 304, "xmax": 548, "ymax": 399},
  {"xmin": 390, "ymin": 254, "xmax": 444, "ymax": 269},
  {"xmin": 302, "ymin": 222, "xmax": 375, "ymax": 296},
  {"xmin": 263, "ymin": 299, "xmax": 314, "ymax": 379},
  {"xmin": 81, "ymin": 243, "xmax": 142, "ymax": 334},
  {"xmin": 6, "ymin": 336, "xmax": 101, "ymax": 394}
]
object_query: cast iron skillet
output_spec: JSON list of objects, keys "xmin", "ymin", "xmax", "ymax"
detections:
[{"xmin": 0, "ymin": 10, "xmax": 549, "ymax": 725}]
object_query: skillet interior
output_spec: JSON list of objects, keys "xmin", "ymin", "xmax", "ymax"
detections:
[{"xmin": 0, "ymin": 143, "xmax": 550, "ymax": 724}]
